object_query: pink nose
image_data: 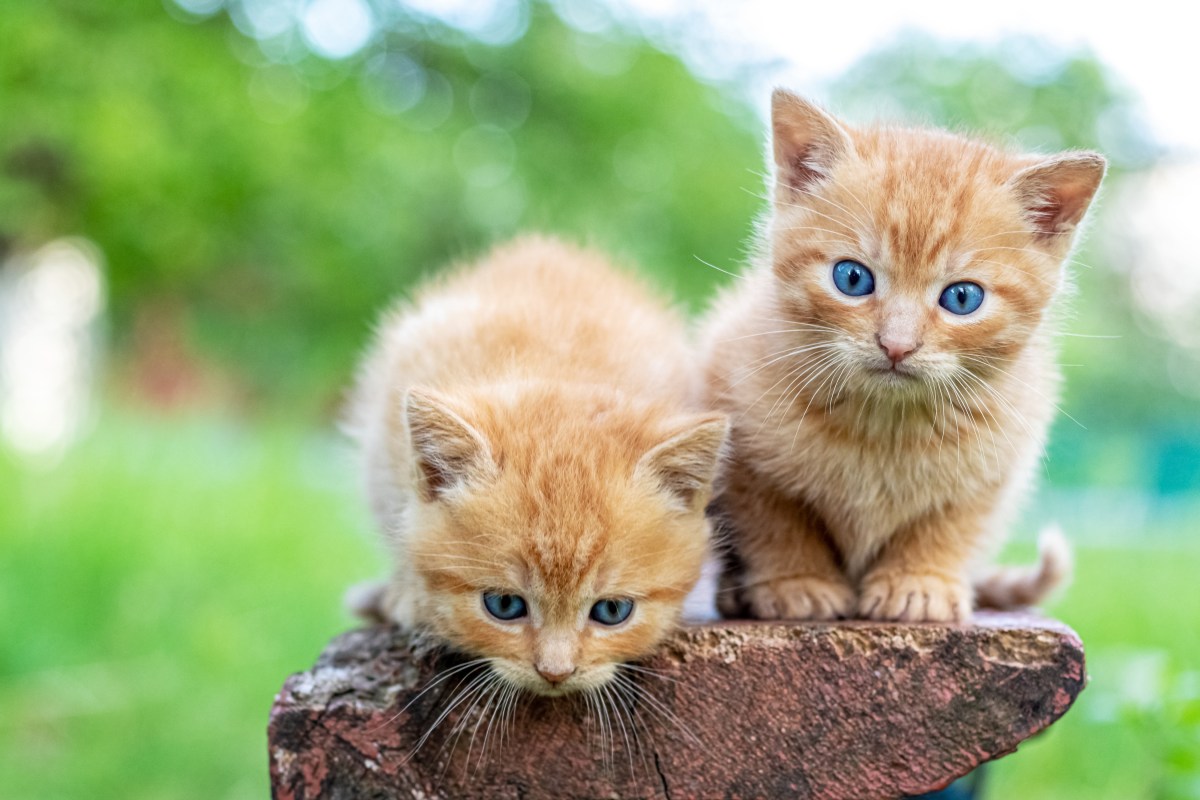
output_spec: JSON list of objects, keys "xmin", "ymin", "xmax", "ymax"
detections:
[
  {"xmin": 536, "ymin": 666, "xmax": 576, "ymax": 685},
  {"xmin": 878, "ymin": 335, "xmax": 920, "ymax": 364}
]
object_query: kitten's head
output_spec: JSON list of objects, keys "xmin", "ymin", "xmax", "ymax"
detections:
[
  {"xmin": 402, "ymin": 384, "xmax": 726, "ymax": 696},
  {"xmin": 764, "ymin": 90, "xmax": 1105, "ymax": 398}
]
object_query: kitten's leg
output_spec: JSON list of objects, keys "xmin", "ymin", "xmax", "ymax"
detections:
[
  {"xmin": 716, "ymin": 465, "xmax": 854, "ymax": 620},
  {"xmin": 858, "ymin": 506, "xmax": 991, "ymax": 623}
]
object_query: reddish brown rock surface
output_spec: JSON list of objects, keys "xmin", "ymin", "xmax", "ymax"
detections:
[{"xmin": 269, "ymin": 611, "xmax": 1084, "ymax": 800}]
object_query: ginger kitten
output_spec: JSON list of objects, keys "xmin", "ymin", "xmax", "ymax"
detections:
[
  {"xmin": 702, "ymin": 91, "xmax": 1103, "ymax": 623},
  {"xmin": 344, "ymin": 236, "xmax": 727, "ymax": 696}
]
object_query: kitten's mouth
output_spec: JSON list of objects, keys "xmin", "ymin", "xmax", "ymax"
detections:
[
  {"xmin": 868, "ymin": 364, "xmax": 921, "ymax": 382},
  {"xmin": 531, "ymin": 682, "xmax": 576, "ymax": 697},
  {"xmin": 526, "ymin": 673, "xmax": 588, "ymax": 697}
]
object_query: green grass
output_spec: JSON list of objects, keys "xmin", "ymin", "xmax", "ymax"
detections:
[
  {"xmin": 0, "ymin": 413, "xmax": 378, "ymax": 800},
  {"xmin": 988, "ymin": 542, "xmax": 1200, "ymax": 800},
  {"xmin": 1, "ymin": 412, "xmax": 1197, "ymax": 798}
]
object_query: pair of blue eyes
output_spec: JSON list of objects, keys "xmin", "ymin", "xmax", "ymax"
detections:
[
  {"xmin": 482, "ymin": 593, "xmax": 634, "ymax": 626},
  {"xmin": 831, "ymin": 260, "xmax": 985, "ymax": 315}
]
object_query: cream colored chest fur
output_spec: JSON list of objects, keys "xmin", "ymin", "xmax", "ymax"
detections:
[{"xmin": 742, "ymin": 393, "xmax": 1044, "ymax": 577}]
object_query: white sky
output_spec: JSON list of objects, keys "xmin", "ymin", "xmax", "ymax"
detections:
[{"xmin": 616, "ymin": 0, "xmax": 1199, "ymax": 155}]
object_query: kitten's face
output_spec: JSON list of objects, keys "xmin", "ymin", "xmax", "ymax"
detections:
[
  {"xmin": 765, "ymin": 91, "xmax": 1105, "ymax": 401},
  {"xmin": 403, "ymin": 387, "xmax": 725, "ymax": 696}
]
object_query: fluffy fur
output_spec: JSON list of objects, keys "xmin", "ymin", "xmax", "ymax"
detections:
[
  {"xmin": 702, "ymin": 91, "xmax": 1104, "ymax": 622},
  {"xmin": 345, "ymin": 236, "xmax": 727, "ymax": 695}
]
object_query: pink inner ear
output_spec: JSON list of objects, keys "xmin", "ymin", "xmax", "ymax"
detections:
[
  {"xmin": 778, "ymin": 146, "xmax": 835, "ymax": 194},
  {"xmin": 771, "ymin": 90, "xmax": 853, "ymax": 196},
  {"xmin": 1026, "ymin": 196, "xmax": 1064, "ymax": 235},
  {"xmin": 1012, "ymin": 153, "xmax": 1106, "ymax": 239}
]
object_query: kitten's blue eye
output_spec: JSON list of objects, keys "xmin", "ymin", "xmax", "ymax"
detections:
[
  {"xmin": 939, "ymin": 282, "xmax": 985, "ymax": 315},
  {"xmin": 589, "ymin": 598, "xmax": 634, "ymax": 626},
  {"xmin": 832, "ymin": 260, "xmax": 875, "ymax": 297},
  {"xmin": 483, "ymin": 593, "xmax": 527, "ymax": 621}
]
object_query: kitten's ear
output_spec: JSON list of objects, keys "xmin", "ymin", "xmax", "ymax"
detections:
[
  {"xmin": 636, "ymin": 414, "xmax": 729, "ymax": 513},
  {"xmin": 771, "ymin": 89, "xmax": 854, "ymax": 195},
  {"xmin": 405, "ymin": 388, "xmax": 495, "ymax": 502},
  {"xmin": 1009, "ymin": 152, "xmax": 1107, "ymax": 245}
]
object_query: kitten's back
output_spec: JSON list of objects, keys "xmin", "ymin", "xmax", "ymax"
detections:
[{"xmin": 361, "ymin": 236, "xmax": 692, "ymax": 403}]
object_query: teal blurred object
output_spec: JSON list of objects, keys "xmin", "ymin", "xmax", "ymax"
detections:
[
  {"xmin": 909, "ymin": 769, "xmax": 983, "ymax": 800},
  {"xmin": 1153, "ymin": 431, "xmax": 1200, "ymax": 495}
]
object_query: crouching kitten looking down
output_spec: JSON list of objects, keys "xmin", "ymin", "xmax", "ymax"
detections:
[{"xmin": 344, "ymin": 237, "xmax": 728, "ymax": 696}]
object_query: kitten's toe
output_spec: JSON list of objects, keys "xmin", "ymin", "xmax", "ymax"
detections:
[
  {"xmin": 859, "ymin": 573, "xmax": 971, "ymax": 623},
  {"xmin": 745, "ymin": 575, "xmax": 855, "ymax": 620}
]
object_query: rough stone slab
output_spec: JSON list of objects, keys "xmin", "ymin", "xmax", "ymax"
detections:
[{"xmin": 268, "ymin": 611, "xmax": 1084, "ymax": 800}]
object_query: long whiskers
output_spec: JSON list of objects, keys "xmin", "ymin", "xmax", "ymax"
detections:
[
  {"xmin": 408, "ymin": 664, "xmax": 495, "ymax": 764},
  {"xmin": 757, "ymin": 350, "xmax": 844, "ymax": 431},
  {"xmin": 958, "ymin": 353, "xmax": 1085, "ymax": 430},
  {"xmin": 611, "ymin": 670, "xmax": 701, "ymax": 747},
  {"xmin": 368, "ymin": 657, "xmax": 491, "ymax": 733},
  {"xmin": 720, "ymin": 342, "xmax": 841, "ymax": 404}
]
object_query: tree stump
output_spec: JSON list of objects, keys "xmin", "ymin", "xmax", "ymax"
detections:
[{"xmin": 268, "ymin": 611, "xmax": 1083, "ymax": 800}]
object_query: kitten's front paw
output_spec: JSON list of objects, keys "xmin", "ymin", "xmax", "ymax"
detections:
[
  {"xmin": 858, "ymin": 572, "xmax": 971, "ymax": 622},
  {"xmin": 744, "ymin": 575, "xmax": 856, "ymax": 620}
]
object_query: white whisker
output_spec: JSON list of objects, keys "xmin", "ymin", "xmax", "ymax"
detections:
[
  {"xmin": 369, "ymin": 657, "xmax": 490, "ymax": 733},
  {"xmin": 693, "ymin": 255, "xmax": 746, "ymax": 281}
]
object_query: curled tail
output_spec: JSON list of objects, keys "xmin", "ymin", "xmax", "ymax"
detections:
[{"xmin": 975, "ymin": 527, "xmax": 1073, "ymax": 609}]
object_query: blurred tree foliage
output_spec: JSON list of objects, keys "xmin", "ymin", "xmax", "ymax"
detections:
[
  {"xmin": 829, "ymin": 35, "xmax": 1156, "ymax": 170},
  {"xmin": 0, "ymin": 0, "xmax": 760, "ymax": 410},
  {"xmin": 2, "ymin": 7, "xmax": 1192, "ymax": 445}
]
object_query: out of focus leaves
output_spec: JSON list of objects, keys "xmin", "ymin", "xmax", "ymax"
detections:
[
  {"xmin": 829, "ymin": 33, "xmax": 1158, "ymax": 169},
  {"xmin": 0, "ymin": 0, "xmax": 760, "ymax": 409}
]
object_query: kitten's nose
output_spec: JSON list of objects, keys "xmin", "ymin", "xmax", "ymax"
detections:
[
  {"xmin": 878, "ymin": 334, "xmax": 920, "ymax": 364},
  {"xmin": 536, "ymin": 666, "xmax": 576, "ymax": 685}
]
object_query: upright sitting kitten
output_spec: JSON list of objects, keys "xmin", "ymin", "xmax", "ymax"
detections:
[
  {"xmin": 703, "ymin": 91, "xmax": 1104, "ymax": 622},
  {"xmin": 345, "ymin": 236, "xmax": 727, "ymax": 695}
]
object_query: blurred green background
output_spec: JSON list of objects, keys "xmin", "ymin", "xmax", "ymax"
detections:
[{"xmin": 1, "ymin": 1, "xmax": 1197, "ymax": 798}]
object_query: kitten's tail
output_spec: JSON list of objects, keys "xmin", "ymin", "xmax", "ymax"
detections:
[{"xmin": 974, "ymin": 526, "xmax": 1073, "ymax": 609}]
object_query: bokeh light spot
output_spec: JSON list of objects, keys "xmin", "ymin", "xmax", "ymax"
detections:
[
  {"xmin": 405, "ymin": 0, "xmax": 529, "ymax": 46},
  {"xmin": 405, "ymin": 70, "xmax": 454, "ymax": 131},
  {"xmin": 362, "ymin": 52, "xmax": 427, "ymax": 116},
  {"xmin": 301, "ymin": 0, "xmax": 374, "ymax": 60},
  {"xmin": 231, "ymin": 0, "xmax": 300, "ymax": 41},
  {"xmin": 0, "ymin": 239, "xmax": 105, "ymax": 462},
  {"xmin": 170, "ymin": 0, "xmax": 225, "ymax": 18}
]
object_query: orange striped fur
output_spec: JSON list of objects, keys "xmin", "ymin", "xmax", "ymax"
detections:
[
  {"xmin": 701, "ymin": 91, "xmax": 1103, "ymax": 622},
  {"xmin": 345, "ymin": 236, "xmax": 726, "ymax": 694}
]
